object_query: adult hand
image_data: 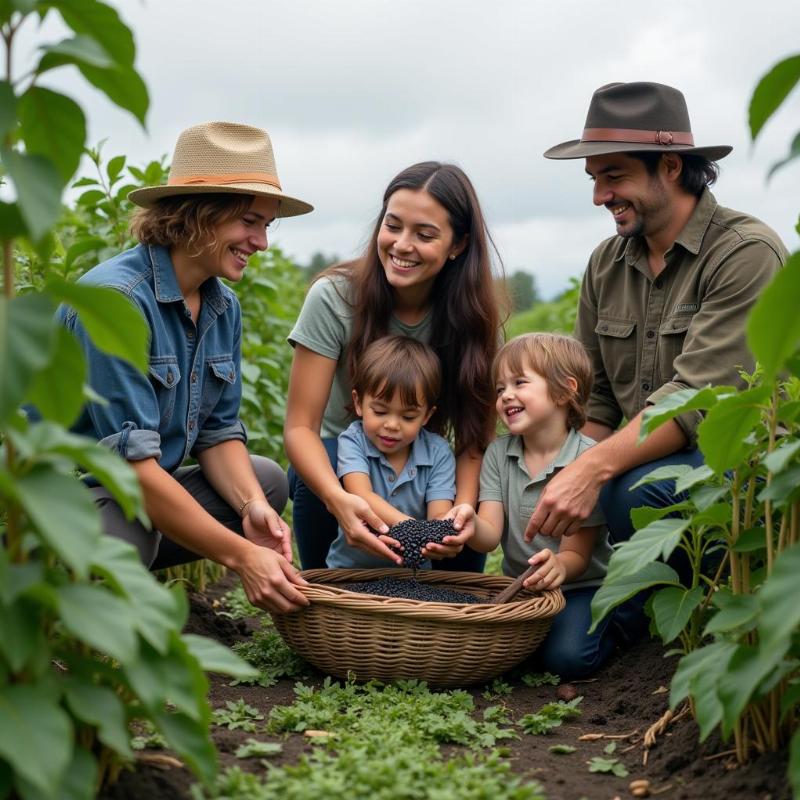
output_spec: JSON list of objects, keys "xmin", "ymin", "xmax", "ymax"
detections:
[
  {"xmin": 523, "ymin": 549, "xmax": 566, "ymax": 591},
  {"xmin": 243, "ymin": 499, "xmax": 293, "ymax": 562},
  {"xmin": 524, "ymin": 457, "xmax": 602, "ymax": 541},
  {"xmin": 330, "ymin": 490, "xmax": 402, "ymax": 564},
  {"xmin": 235, "ymin": 546, "xmax": 309, "ymax": 613},
  {"xmin": 423, "ymin": 504, "xmax": 475, "ymax": 559}
]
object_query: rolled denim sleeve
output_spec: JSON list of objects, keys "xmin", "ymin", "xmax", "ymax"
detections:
[{"xmin": 61, "ymin": 303, "xmax": 163, "ymax": 462}]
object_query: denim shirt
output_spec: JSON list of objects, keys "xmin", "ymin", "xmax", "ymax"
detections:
[{"xmin": 60, "ymin": 243, "xmax": 246, "ymax": 474}]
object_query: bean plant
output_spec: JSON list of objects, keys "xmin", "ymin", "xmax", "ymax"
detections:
[
  {"xmin": 591, "ymin": 50, "xmax": 800, "ymax": 793},
  {"xmin": 0, "ymin": 3, "xmax": 255, "ymax": 797}
]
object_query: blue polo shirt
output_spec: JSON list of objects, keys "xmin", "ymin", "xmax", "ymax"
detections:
[
  {"xmin": 60, "ymin": 243, "xmax": 246, "ymax": 475},
  {"xmin": 327, "ymin": 420, "xmax": 456, "ymax": 569}
]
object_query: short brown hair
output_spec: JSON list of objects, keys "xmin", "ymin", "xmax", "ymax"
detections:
[
  {"xmin": 129, "ymin": 193, "xmax": 253, "ymax": 252},
  {"xmin": 352, "ymin": 336, "xmax": 441, "ymax": 410},
  {"xmin": 494, "ymin": 333, "xmax": 592, "ymax": 430}
]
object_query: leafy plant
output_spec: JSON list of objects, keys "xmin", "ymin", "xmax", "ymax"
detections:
[
  {"xmin": 231, "ymin": 616, "xmax": 312, "ymax": 687},
  {"xmin": 0, "ymin": 3, "xmax": 256, "ymax": 796},
  {"xmin": 590, "ymin": 47, "xmax": 800, "ymax": 794},
  {"xmin": 587, "ymin": 755, "xmax": 629, "ymax": 777},
  {"xmin": 234, "ymin": 739, "xmax": 283, "ymax": 759},
  {"xmin": 518, "ymin": 697, "xmax": 583, "ymax": 735},
  {"xmin": 521, "ymin": 671, "xmax": 561, "ymax": 687},
  {"xmin": 549, "ymin": 744, "xmax": 577, "ymax": 754},
  {"xmin": 212, "ymin": 699, "xmax": 264, "ymax": 732}
]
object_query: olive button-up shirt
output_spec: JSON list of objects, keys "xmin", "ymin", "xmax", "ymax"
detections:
[{"xmin": 575, "ymin": 188, "xmax": 788, "ymax": 444}]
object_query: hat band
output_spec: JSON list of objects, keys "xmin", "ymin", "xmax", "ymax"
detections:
[
  {"xmin": 581, "ymin": 127, "xmax": 695, "ymax": 146},
  {"xmin": 168, "ymin": 171, "xmax": 282, "ymax": 189}
]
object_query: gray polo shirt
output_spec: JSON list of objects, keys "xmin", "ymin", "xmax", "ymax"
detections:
[
  {"xmin": 288, "ymin": 274, "xmax": 434, "ymax": 439},
  {"xmin": 327, "ymin": 420, "xmax": 456, "ymax": 569},
  {"xmin": 478, "ymin": 428, "xmax": 612, "ymax": 589}
]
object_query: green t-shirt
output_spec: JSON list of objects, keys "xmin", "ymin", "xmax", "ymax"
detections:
[
  {"xmin": 478, "ymin": 428, "xmax": 612, "ymax": 589},
  {"xmin": 288, "ymin": 274, "xmax": 434, "ymax": 439}
]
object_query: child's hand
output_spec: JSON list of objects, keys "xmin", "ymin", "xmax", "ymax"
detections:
[
  {"xmin": 423, "ymin": 504, "xmax": 476, "ymax": 560},
  {"xmin": 523, "ymin": 549, "xmax": 566, "ymax": 591}
]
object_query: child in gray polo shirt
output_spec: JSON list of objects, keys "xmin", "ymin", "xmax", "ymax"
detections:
[
  {"xmin": 452, "ymin": 333, "xmax": 615, "ymax": 679},
  {"xmin": 327, "ymin": 336, "xmax": 465, "ymax": 569}
]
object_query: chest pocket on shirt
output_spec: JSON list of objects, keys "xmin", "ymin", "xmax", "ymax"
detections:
[
  {"xmin": 658, "ymin": 315, "xmax": 693, "ymax": 381},
  {"xmin": 148, "ymin": 359, "xmax": 181, "ymax": 426},
  {"xmin": 199, "ymin": 357, "xmax": 236, "ymax": 421},
  {"xmin": 595, "ymin": 318, "xmax": 636, "ymax": 384}
]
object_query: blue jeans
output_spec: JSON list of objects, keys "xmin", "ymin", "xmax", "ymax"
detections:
[
  {"xmin": 597, "ymin": 448, "xmax": 706, "ymax": 646},
  {"xmin": 288, "ymin": 436, "xmax": 486, "ymax": 573}
]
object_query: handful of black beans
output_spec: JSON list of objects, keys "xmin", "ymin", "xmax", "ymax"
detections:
[{"xmin": 385, "ymin": 518, "xmax": 457, "ymax": 570}]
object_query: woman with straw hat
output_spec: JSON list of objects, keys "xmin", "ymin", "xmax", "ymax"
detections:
[{"xmin": 61, "ymin": 121, "xmax": 312, "ymax": 613}]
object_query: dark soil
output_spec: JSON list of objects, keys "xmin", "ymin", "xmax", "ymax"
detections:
[{"xmin": 101, "ymin": 574, "xmax": 791, "ymax": 800}]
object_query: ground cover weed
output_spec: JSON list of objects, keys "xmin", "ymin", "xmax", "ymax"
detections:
[
  {"xmin": 220, "ymin": 584, "xmax": 260, "ymax": 620},
  {"xmin": 549, "ymin": 744, "xmax": 577, "ymax": 754},
  {"xmin": 231, "ymin": 616, "xmax": 312, "ymax": 686},
  {"xmin": 212, "ymin": 699, "xmax": 264, "ymax": 732},
  {"xmin": 587, "ymin": 755, "xmax": 629, "ymax": 777},
  {"xmin": 234, "ymin": 739, "xmax": 283, "ymax": 759},
  {"xmin": 519, "ymin": 697, "xmax": 583, "ymax": 735},
  {"xmin": 521, "ymin": 671, "xmax": 561, "ymax": 687}
]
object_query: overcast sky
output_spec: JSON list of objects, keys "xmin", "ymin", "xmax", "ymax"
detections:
[{"xmin": 29, "ymin": 0, "xmax": 800, "ymax": 298}]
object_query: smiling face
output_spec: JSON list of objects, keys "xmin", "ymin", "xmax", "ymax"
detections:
[
  {"xmin": 376, "ymin": 188, "xmax": 465, "ymax": 300},
  {"xmin": 353, "ymin": 384, "xmax": 434, "ymax": 465},
  {"xmin": 585, "ymin": 153, "xmax": 672, "ymax": 239},
  {"xmin": 494, "ymin": 361, "xmax": 568, "ymax": 436},
  {"xmin": 200, "ymin": 194, "xmax": 280, "ymax": 282}
]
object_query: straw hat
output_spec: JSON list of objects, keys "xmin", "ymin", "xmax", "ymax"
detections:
[
  {"xmin": 544, "ymin": 82, "xmax": 732, "ymax": 161},
  {"xmin": 128, "ymin": 121, "xmax": 314, "ymax": 217}
]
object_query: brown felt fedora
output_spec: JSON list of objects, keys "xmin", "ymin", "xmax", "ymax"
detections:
[
  {"xmin": 128, "ymin": 121, "xmax": 314, "ymax": 217},
  {"xmin": 544, "ymin": 82, "xmax": 732, "ymax": 161}
]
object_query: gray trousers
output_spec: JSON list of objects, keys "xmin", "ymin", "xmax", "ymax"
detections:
[{"xmin": 91, "ymin": 455, "xmax": 289, "ymax": 570}]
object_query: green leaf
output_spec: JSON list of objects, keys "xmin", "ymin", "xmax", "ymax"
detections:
[
  {"xmin": 107, "ymin": 154, "xmax": 126, "ymax": 183},
  {"xmin": 589, "ymin": 562, "xmax": 680, "ymax": 632},
  {"xmin": 57, "ymin": 583, "xmax": 139, "ymax": 662},
  {"xmin": 0, "ymin": 598, "xmax": 46, "ymax": 672},
  {"xmin": 0, "ymin": 80, "xmax": 17, "ymax": 140},
  {"xmin": 757, "ymin": 465, "xmax": 800, "ymax": 505},
  {"xmin": 705, "ymin": 591, "xmax": 759, "ymax": 634},
  {"xmin": 48, "ymin": 280, "xmax": 148, "ymax": 372},
  {"xmin": 697, "ymin": 386, "xmax": 772, "ymax": 473},
  {"xmin": 690, "ymin": 484, "xmax": 729, "ymax": 512},
  {"xmin": 758, "ymin": 543, "xmax": 800, "ymax": 652},
  {"xmin": 24, "ymin": 325, "xmax": 86, "ymax": 426},
  {"xmin": 629, "ymin": 502, "xmax": 688, "ymax": 530},
  {"xmin": 37, "ymin": 34, "xmax": 115, "ymax": 72},
  {"xmin": 763, "ymin": 439, "xmax": 800, "ymax": 474},
  {"xmin": 1, "ymin": 149, "xmax": 64, "ymax": 241},
  {"xmin": 18, "ymin": 87, "xmax": 86, "ymax": 183},
  {"xmin": 749, "ymin": 54, "xmax": 800, "ymax": 140},
  {"xmin": 630, "ymin": 464, "xmax": 693, "ymax": 490},
  {"xmin": 675, "ymin": 464, "xmax": 715, "ymax": 494},
  {"xmin": 150, "ymin": 708, "xmax": 217, "ymax": 784},
  {"xmin": 64, "ymin": 236, "xmax": 107, "ymax": 269},
  {"xmin": 732, "ymin": 526, "xmax": 766, "ymax": 553},
  {"xmin": 51, "ymin": 746, "xmax": 96, "ymax": 800},
  {"xmin": 0, "ymin": 200, "xmax": 26, "ymax": 240},
  {"xmin": 63, "ymin": 681, "xmax": 133, "ymax": 758},
  {"xmin": 606, "ymin": 518, "xmax": 689, "ymax": 581},
  {"xmin": 75, "ymin": 62, "xmax": 148, "ymax": 127},
  {"xmin": 747, "ymin": 252, "xmax": 800, "ymax": 380},
  {"xmin": 0, "ymin": 293, "xmax": 56, "ymax": 424},
  {"xmin": 0, "ymin": 684, "xmax": 72, "ymax": 797},
  {"xmin": 650, "ymin": 586, "xmax": 704, "ymax": 644},
  {"xmin": 639, "ymin": 386, "xmax": 725, "ymax": 440},
  {"xmin": 54, "ymin": 0, "xmax": 136, "ymax": 66},
  {"xmin": 182, "ymin": 634, "xmax": 258, "ymax": 681},
  {"xmin": 767, "ymin": 131, "xmax": 800, "ymax": 180},
  {"xmin": 14, "ymin": 466, "xmax": 101, "ymax": 577}
]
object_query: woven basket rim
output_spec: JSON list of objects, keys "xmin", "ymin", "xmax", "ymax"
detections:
[{"xmin": 294, "ymin": 568, "xmax": 565, "ymax": 623}]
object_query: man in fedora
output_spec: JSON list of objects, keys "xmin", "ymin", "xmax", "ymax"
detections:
[{"xmin": 526, "ymin": 82, "xmax": 787, "ymax": 605}]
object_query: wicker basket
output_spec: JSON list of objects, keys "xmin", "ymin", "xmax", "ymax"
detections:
[{"xmin": 270, "ymin": 568, "xmax": 565, "ymax": 688}]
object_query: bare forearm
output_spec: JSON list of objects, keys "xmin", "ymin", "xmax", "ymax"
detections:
[
  {"xmin": 556, "ymin": 550, "xmax": 590, "ymax": 583},
  {"xmin": 455, "ymin": 448, "xmax": 482, "ymax": 506},
  {"xmin": 470, "ymin": 515, "xmax": 502, "ymax": 553},
  {"xmin": 196, "ymin": 440, "xmax": 267, "ymax": 511}
]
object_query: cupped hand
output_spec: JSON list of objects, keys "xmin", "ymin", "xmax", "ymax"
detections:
[
  {"xmin": 243, "ymin": 499, "xmax": 293, "ymax": 562},
  {"xmin": 236, "ymin": 546, "xmax": 309, "ymax": 614},
  {"xmin": 422, "ymin": 504, "xmax": 476, "ymax": 560},
  {"xmin": 523, "ymin": 548, "xmax": 566, "ymax": 591},
  {"xmin": 330, "ymin": 490, "xmax": 401, "ymax": 564}
]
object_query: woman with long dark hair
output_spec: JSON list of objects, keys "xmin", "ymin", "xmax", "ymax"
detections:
[{"xmin": 285, "ymin": 162, "xmax": 503, "ymax": 568}]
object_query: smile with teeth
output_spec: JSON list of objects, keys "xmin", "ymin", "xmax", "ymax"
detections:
[
  {"xmin": 390, "ymin": 254, "xmax": 418, "ymax": 269},
  {"xmin": 610, "ymin": 203, "xmax": 631, "ymax": 217},
  {"xmin": 505, "ymin": 406, "xmax": 524, "ymax": 419},
  {"xmin": 231, "ymin": 247, "xmax": 250, "ymax": 266}
]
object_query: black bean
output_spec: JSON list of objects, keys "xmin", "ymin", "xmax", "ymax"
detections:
[
  {"xmin": 343, "ymin": 577, "xmax": 482, "ymax": 604},
  {"xmin": 384, "ymin": 518, "xmax": 458, "ymax": 571}
]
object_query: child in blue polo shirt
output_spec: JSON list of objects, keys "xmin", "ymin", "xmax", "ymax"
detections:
[{"xmin": 326, "ymin": 336, "xmax": 461, "ymax": 569}]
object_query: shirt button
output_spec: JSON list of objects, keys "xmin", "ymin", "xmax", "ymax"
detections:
[
  {"xmin": 191, "ymin": 372, "xmax": 198, "ymax": 383},
  {"xmin": 388, "ymin": 475, "xmax": 395, "ymax": 482},
  {"xmin": 642, "ymin": 382, "xmax": 650, "ymax": 391},
  {"xmin": 654, "ymin": 279, "xmax": 663, "ymax": 289},
  {"xmin": 187, "ymin": 330, "xmax": 195, "ymax": 340},
  {"xmin": 166, "ymin": 371, "xmax": 174, "ymax": 385},
  {"xmin": 647, "ymin": 330, "xmax": 655, "ymax": 338},
  {"xmin": 188, "ymin": 420, "xmax": 195, "ymax": 431}
]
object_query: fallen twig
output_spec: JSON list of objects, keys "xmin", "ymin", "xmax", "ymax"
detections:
[
  {"xmin": 642, "ymin": 703, "xmax": 690, "ymax": 764},
  {"xmin": 704, "ymin": 748, "xmax": 737, "ymax": 761},
  {"xmin": 136, "ymin": 753, "xmax": 184, "ymax": 769}
]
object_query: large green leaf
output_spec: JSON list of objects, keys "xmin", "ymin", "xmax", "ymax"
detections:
[
  {"xmin": 0, "ymin": 200, "xmax": 26, "ymax": 240},
  {"xmin": 747, "ymin": 252, "xmax": 800, "ymax": 380},
  {"xmin": 50, "ymin": 746, "xmax": 96, "ymax": 800},
  {"xmin": 150, "ymin": 708, "xmax": 217, "ymax": 784},
  {"xmin": 749, "ymin": 54, "xmax": 800, "ymax": 140},
  {"xmin": 606, "ymin": 518, "xmax": 689, "ymax": 581},
  {"xmin": 0, "ymin": 684, "xmax": 72, "ymax": 797},
  {"xmin": 48, "ymin": 279, "xmax": 148, "ymax": 372},
  {"xmin": 182, "ymin": 634, "xmax": 258, "ymax": 680},
  {"xmin": 589, "ymin": 561, "xmax": 680, "ymax": 632},
  {"xmin": 629, "ymin": 464, "xmax": 693, "ymax": 490},
  {"xmin": 36, "ymin": 34, "xmax": 115, "ymax": 73},
  {"xmin": 0, "ymin": 598, "xmax": 46, "ymax": 672},
  {"xmin": 758, "ymin": 543, "xmax": 800, "ymax": 652},
  {"xmin": 757, "ymin": 465, "xmax": 800, "ymax": 505},
  {"xmin": 24, "ymin": 326, "xmax": 86, "ymax": 426},
  {"xmin": 0, "ymin": 79, "xmax": 17, "ymax": 140},
  {"xmin": 629, "ymin": 502, "xmax": 688, "ymax": 531},
  {"xmin": 763, "ymin": 439, "xmax": 800, "ymax": 474},
  {"xmin": 56, "ymin": 583, "xmax": 139, "ymax": 662},
  {"xmin": 53, "ymin": 0, "xmax": 136, "ymax": 66},
  {"xmin": 705, "ymin": 590, "xmax": 759, "ymax": 634},
  {"xmin": 697, "ymin": 386, "xmax": 772, "ymax": 474},
  {"xmin": 0, "ymin": 293, "xmax": 56, "ymax": 424},
  {"xmin": 675, "ymin": 465, "xmax": 715, "ymax": 494},
  {"xmin": 1, "ymin": 149, "xmax": 64, "ymax": 241},
  {"xmin": 639, "ymin": 386, "xmax": 725, "ymax": 440},
  {"xmin": 650, "ymin": 585, "xmax": 704, "ymax": 644},
  {"xmin": 18, "ymin": 87, "xmax": 86, "ymax": 183},
  {"xmin": 75, "ymin": 63, "xmax": 148, "ymax": 126},
  {"xmin": 63, "ymin": 681, "xmax": 133, "ymax": 758},
  {"xmin": 14, "ymin": 466, "xmax": 101, "ymax": 577}
]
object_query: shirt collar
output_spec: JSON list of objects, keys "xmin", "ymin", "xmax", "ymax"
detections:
[
  {"xmin": 506, "ymin": 427, "xmax": 583, "ymax": 479},
  {"xmin": 146, "ymin": 244, "xmax": 229, "ymax": 313},
  {"xmin": 359, "ymin": 422, "xmax": 435, "ymax": 468}
]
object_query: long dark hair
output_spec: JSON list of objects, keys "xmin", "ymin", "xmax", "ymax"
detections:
[{"xmin": 322, "ymin": 162, "xmax": 504, "ymax": 455}]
